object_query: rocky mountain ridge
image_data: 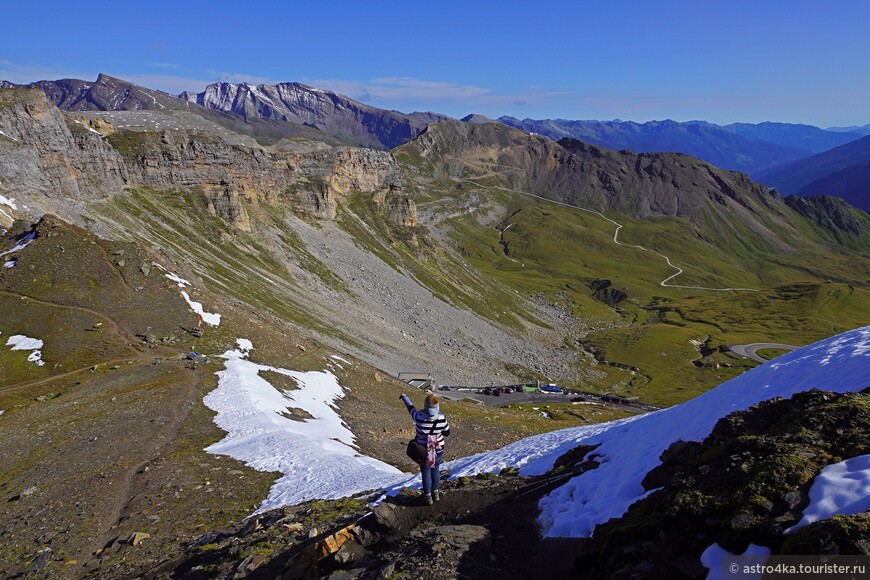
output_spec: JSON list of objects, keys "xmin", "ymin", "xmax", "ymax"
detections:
[
  {"xmin": 181, "ymin": 81, "xmax": 449, "ymax": 150},
  {"xmin": 2, "ymin": 74, "xmax": 359, "ymax": 146},
  {"xmin": 399, "ymin": 120, "xmax": 869, "ymax": 256},
  {"xmin": 0, "ymin": 88, "xmax": 412, "ymax": 232}
]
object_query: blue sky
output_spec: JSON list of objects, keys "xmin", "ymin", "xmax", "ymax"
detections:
[{"xmin": 2, "ymin": 0, "xmax": 868, "ymax": 127}]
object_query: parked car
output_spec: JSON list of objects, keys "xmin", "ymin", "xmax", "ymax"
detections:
[
  {"xmin": 540, "ymin": 384, "xmax": 562, "ymax": 393},
  {"xmin": 483, "ymin": 387, "xmax": 492, "ymax": 395}
]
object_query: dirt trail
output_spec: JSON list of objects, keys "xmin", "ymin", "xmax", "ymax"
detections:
[
  {"xmin": 0, "ymin": 355, "xmax": 143, "ymax": 393},
  {"xmin": 0, "ymin": 289, "xmax": 130, "ymax": 338},
  {"xmin": 0, "ymin": 288, "xmax": 177, "ymax": 394}
]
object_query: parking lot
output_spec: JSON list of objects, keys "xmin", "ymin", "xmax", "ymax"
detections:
[{"xmin": 438, "ymin": 386, "xmax": 658, "ymax": 413}]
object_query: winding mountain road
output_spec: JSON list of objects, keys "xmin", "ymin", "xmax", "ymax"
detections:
[
  {"xmin": 451, "ymin": 158, "xmax": 759, "ymax": 293},
  {"xmin": 729, "ymin": 343, "xmax": 799, "ymax": 363}
]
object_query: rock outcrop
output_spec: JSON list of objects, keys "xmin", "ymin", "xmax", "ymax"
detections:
[
  {"xmin": 0, "ymin": 88, "xmax": 414, "ymax": 229},
  {"xmin": 573, "ymin": 388, "xmax": 870, "ymax": 578},
  {"xmin": 182, "ymin": 81, "xmax": 449, "ymax": 149},
  {"xmin": 785, "ymin": 195, "xmax": 869, "ymax": 241},
  {"xmin": 0, "ymin": 88, "xmax": 128, "ymax": 206}
]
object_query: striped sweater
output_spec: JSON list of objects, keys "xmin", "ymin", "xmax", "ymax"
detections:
[{"xmin": 403, "ymin": 402, "xmax": 450, "ymax": 450}]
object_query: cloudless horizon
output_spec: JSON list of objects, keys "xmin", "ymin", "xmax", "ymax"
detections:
[{"xmin": 2, "ymin": 1, "xmax": 869, "ymax": 128}]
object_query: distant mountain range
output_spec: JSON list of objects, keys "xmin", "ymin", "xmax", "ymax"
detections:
[
  {"xmin": 721, "ymin": 121, "xmax": 862, "ymax": 153},
  {"xmin": 827, "ymin": 124, "xmax": 870, "ymax": 135},
  {"xmin": 3, "ymin": 74, "xmax": 868, "ymax": 211},
  {"xmin": 757, "ymin": 134, "xmax": 870, "ymax": 211},
  {"xmin": 496, "ymin": 117, "xmax": 864, "ymax": 178}
]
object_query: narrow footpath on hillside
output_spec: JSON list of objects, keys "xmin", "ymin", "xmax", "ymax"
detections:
[
  {"xmin": 78, "ymin": 361, "xmax": 202, "ymax": 572},
  {"xmin": 0, "ymin": 289, "xmax": 164, "ymax": 394}
]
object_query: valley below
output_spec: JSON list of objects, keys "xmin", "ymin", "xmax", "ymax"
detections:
[{"xmin": 0, "ymin": 78, "xmax": 868, "ymax": 578}]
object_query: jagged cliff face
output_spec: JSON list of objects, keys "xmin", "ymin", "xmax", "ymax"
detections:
[
  {"xmin": 0, "ymin": 88, "xmax": 412, "ymax": 231},
  {"xmin": 182, "ymin": 82, "xmax": 449, "ymax": 149},
  {"xmin": 0, "ymin": 88, "xmax": 129, "ymax": 228},
  {"xmin": 784, "ymin": 194, "xmax": 870, "ymax": 251}
]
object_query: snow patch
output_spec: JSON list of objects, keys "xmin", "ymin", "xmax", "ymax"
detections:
[
  {"xmin": 164, "ymin": 272, "xmax": 190, "ymax": 288},
  {"xmin": 441, "ymin": 327, "xmax": 870, "ymax": 538},
  {"xmin": 0, "ymin": 195, "xmax": 17, "ymax": 210},
  {"xmin": 204, "ymin": 340, "xmax": 405, "ymax": 510},
  {"xmin": 785, "ymin": 454, "xmax": 870, "ymax": 533},
  {"xmin": 330, "ymin": 354, "xmax": 351, "ymax": 365},
  {"xmin": 0, "ymin": 129, "xmax": 19, "ymax": 142},
  {"xmin": 4, "ymin": 259, "xmax": 15, "ymax": 268},
  {"xmin": 0, "ymin": 230, "xmax": 36, "ymax": 258},
  {"xmin": 6, "ymin": 335, "xmax": 43, "ymax": 351},
  {"xmin": 6, "ymin": 334, "xmax": 45, "ymax": 366},
  {"xmin": 72, "ymin": 119, "xmax": 102, "ymax": 136},
  {"xmin": 701, "ymin": 543, "xmax": 771, "ymax": 580},
  {"xmin": 180, "ymin": 291, "xmax": 221, "ymax": 326}
]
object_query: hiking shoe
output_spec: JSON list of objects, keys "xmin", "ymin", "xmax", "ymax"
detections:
[
  {"xmin": 432, "ymin": 490, "xmax": 440, "ymax": 502},
  {"xmin": 424, "ymin": 493, "xmax": 433, "ymax": 505}
]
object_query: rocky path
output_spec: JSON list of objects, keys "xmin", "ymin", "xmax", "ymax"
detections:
[{"xmin": 160, "ymin": 470, "xmax": 586, "ymax": 579}]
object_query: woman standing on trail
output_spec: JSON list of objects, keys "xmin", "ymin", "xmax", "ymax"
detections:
[{"xmin": 400, "ymin": 391, "xmax": 450, "ymax": 505}]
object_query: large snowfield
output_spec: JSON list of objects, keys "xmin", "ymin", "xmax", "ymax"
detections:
[
  {"xmin": 205, "ymin": 326, "xmax": 869, "ymax": 542},
  {"xmin": 204, "ymin": 340, "xmax": 404, "ymax": 511}
]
